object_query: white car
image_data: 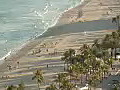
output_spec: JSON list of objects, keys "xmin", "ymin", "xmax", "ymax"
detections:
[{"xmin": 78, "ymin": 84, "xmax": 88, "ymax": 90}]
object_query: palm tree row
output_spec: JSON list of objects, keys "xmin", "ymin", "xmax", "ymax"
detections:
[
  {"xmin": 101, "ymin": 30, "xmax": 120, "ymax": 60},
  {"xmin": 6, "ymin": 30, "xmax": 120, "ymax": 90},
  {"xmin": 59, "ymin": 30, "xmax": 120, "ymax": 89},
  {"xmin": 32, "ymin": 69, "xmax": 44, "ymax": 90},
  {"xmin": 6, "ymin": 81, "xmax": 25, "ymax": 90},
  {"xmin": 33, "ymin": 30, "xmax": 120, "ymax": 89},
  {"xmin": 46, "ymin": 72, "xmax": 75, "ymax": 90}
]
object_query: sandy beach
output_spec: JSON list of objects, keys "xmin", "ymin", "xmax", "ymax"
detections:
[
  {"xmin": 0, "ymin": 0, "xmax": 119, "ymax": 89},
  {"xmin": 0, "ymin": 30, "xmax": 114, "ymax": 90},
  {"xmin": 57, "ymin": 0, "xmax": 120, "ymax": 26}
]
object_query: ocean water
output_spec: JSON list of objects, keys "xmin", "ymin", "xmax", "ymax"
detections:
[{"xmin": 0, "ymin": 0, "xmax": 81, "ymax": 60}]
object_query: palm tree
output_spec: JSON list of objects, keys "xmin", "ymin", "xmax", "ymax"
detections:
[
  {"xmin": 54, "ymin": 73, "xmax": 68, "ymax": 89},
  {"xmin": 60, "ymin": 79, "xmax": 75, "ymax": 90},
  {"xmin": 61, "ymin": 56, "xmax": 69, "ymax": 71},
  {"xmin": 117, "ymin": 29, "xmax": 120, "ymax": 37},
  {"xmin": 88, "ymin": 72, "xmax": 101, "ymax": 90},
  {"xmin": 32, "ymin": 69, "xmax": 44, "ymax": 90},
  {"xmin": 74, "ymin": 54, "xmax": 86, "ymax": 65},
  {"xmin": 71, "ymin": 63, "xmax": 84, "ymax": 84},
  {"xmin": 6, "ymin": 85, "xmax": 17, "ymax": 90},
  {"xmin": 66, "ymin": 49, "xmax": 75, "ymax": 64},
  {"xmin": 116, "ymin": 15, "xmax": 120, "ymax": 30},
  {"xmin": 92, "ymin": 39, "xmax": 110, "ymax": 60},
  {"xmin": 107, "ymin": 58, "xmax": 114, "ymax": 68},
  {"xmin": 112, "ymin": 15, "xmax": 120, "ymax": 30},
  {"xmin": 101, "ymin": 34, "xmax": 113, "ymax": 58},
  {"xmin": 101, "ymin": 32, "xmax": 120, "ymax": 60},
  {"xmin": 17, "ymin": 81, "xmax": 25, "ymax": 90},
  {"xmin": 54, "ymin": 72, "xmax": 75, "ymax": 90},
  {"xmin": 111, "ymin": 32, "xmax": 120, "ymax": 60},
  {"xmin": 100, "ymin": 63, "xmax": 109, "ymax": 79},
  {"xmin": 45, "ymin": 84, "xmax": 57, "ymax": 90},
  {"xmin": 61, "ymin": 49, "xmax": 75, "ymax": 70},
  {"xmin": 80, "ymin": 44, "xmax": 90, "ymax": 57}
]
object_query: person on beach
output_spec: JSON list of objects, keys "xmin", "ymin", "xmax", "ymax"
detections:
[
  {"xmin": 112, "ymin": 17, "xmax": 117, "ymax": 23},
  {"xmin": 38, "ymin": 49, "xmax": 41, "ymax": 53},
  {"xmin": 17, "ymin": 61, "xmax": 20, "ymax": 68},
  {"xmin": 55, "ymin": 42, "xmax": 57, "ymax": 45},
  {"xmin": 54, "ymin": 49, "xmax": 57, "ymax": 56},
  {"xmin": 46, "ymin": 49, "xmax": 48, "ymax": 52},
  {"xmin": 43, "ymin": 43, "xmax": 46, "ymax": 48},
  {"xmin": 4, "ymin": 57, "xmax": 7, "ymax": 60},
  {"xmin": 47, "ymin": 64, "xmax": 49, "ymax": 68},
  {"xmin": 106, "ymin": 12, "xmax": 109, "ymax": 15},
  {"xmin": 99, "ymin": 3, "xmax": 102, "ymax": 6},
  {"xmin": 77, "ymin": 10, "xmax": 82, "ymax": 19},
  {"xmin": 32, "ymin": 50, "xmax": 35, "ymax": 55},
  {"xmin": 7, "ymin": 65, "xmax": 12, "ymax": 71}
]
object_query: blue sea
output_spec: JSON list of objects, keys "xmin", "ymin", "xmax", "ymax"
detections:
[{"xmin": 0, "ymin": 0, "xmax": 81, "ymax": 60}]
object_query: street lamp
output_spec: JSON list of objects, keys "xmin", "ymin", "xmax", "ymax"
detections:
[
  {"xmin": 84, "ymin": 31, "xmax": 87, "ymax": 44},
  {"xmin": 116, "ymin": 15, "xmax": 120, "ymax": 30},
  {"xmin": 69, "ymin": 66, "xmax": 72, "ymax": 82}
]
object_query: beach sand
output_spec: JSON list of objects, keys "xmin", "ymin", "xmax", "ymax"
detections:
[
  {"xmin": 0, "ymin": 0, "xmax": 119, "ymax": 89},
  {"xmin": 56, "ymin": 0, "xmax": 120, "ymax": 26},
  {"xmin": 0, "ymin": 30, "xmax": 114, "ymax": 90}
]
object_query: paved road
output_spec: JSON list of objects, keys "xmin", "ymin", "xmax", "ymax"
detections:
[
  {"xmin": 102, "ymin": 61, "xmax": 120, "ymax": 90},
  {"xmin": 39, "ymin": 19, "xmax": 117, "ymax": 38},
  {"xmin": 102, "ymin": 75, "xmax": 120, "ymax": 90}
]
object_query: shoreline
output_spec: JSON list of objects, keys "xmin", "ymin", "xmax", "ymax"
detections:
[
  {"xmin": 0, "ymin": 29, "xmax": 115, "ymax": 89},
  {"xmin": 56, "ymin": 0, "xmax": 90, "ymax": 26},
  {"xmin": 0, "ymin": 0, "xmax": 87, "ymax": 66},
  {"xmin": 0, "ymin": 0, "xmax": 118, "ymax": 76},
  {"xmin": 0, "ymin": 19, "xmax": 116, "ymax": 74},
  {"xmin": 0, "ymin": 0, "xmax": 119, "ymax": 88}
]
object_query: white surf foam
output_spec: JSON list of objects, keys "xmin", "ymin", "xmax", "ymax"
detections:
[
  {"xmin": 0, "ymin": 50, "xmax": 11, "ymax": 61},
  {"xmin": 48, "ymin": 0, "xmax": 85, "ymax": 27},
  {"xmin": 0, "ymin": 0, "xmax": 85, "ymax": 62}
]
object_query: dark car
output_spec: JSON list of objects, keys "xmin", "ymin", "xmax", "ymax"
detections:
[{"xmin": 108, "ymin": 80, "xmax": 120, "ymax": 90}]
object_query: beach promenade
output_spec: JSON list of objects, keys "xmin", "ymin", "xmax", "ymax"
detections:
[{"xmin": 41, "ymin": 19, "xmax": 117, "ymax": 38}]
